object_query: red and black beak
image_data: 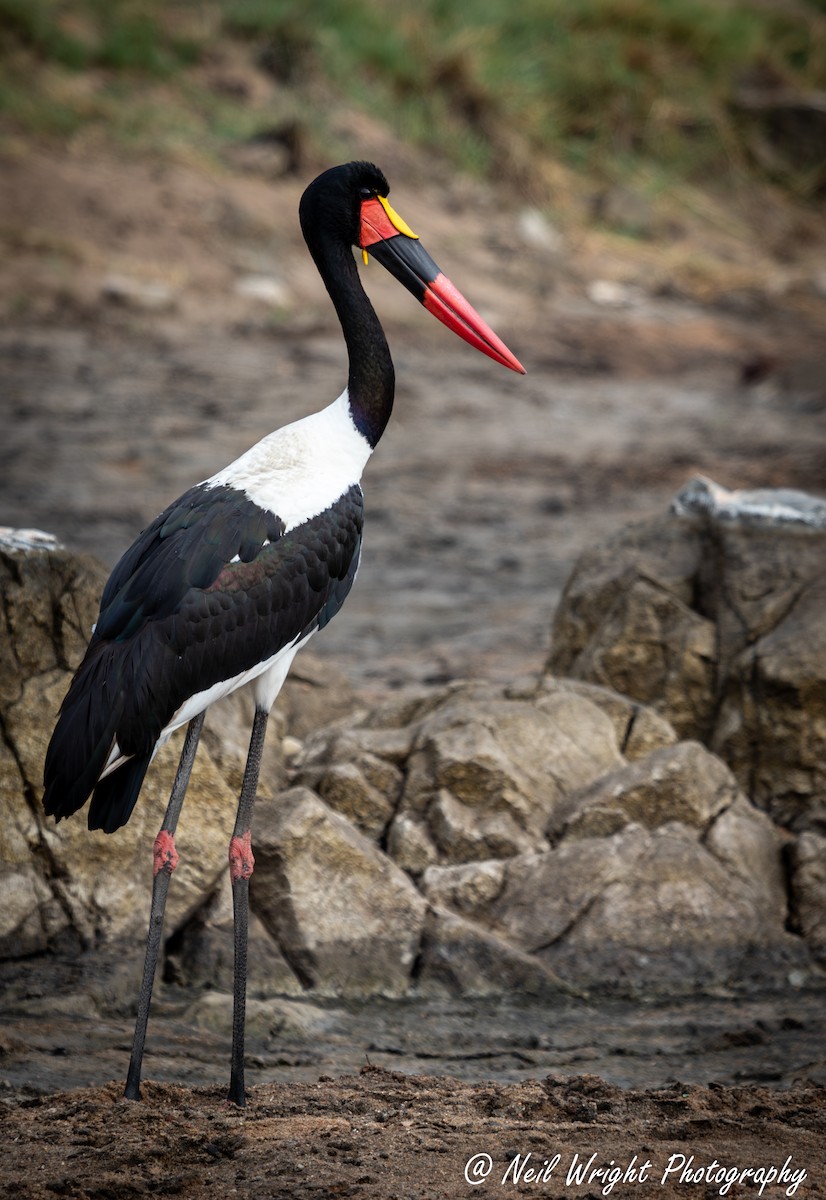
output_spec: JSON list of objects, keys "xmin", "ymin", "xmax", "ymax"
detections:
[{"xmin": 359, "ymin": 195, "xmax": 526, "ymax": 375}]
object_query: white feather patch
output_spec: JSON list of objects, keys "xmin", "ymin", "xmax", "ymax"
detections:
[{"xmin": 205, "ymin": 389, "xmax": 371, "ymax": 530}]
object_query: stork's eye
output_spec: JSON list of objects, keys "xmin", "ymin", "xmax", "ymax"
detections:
[{"xmin": 359, "ymin": 187, "xmax": 375, "ymax": 199}]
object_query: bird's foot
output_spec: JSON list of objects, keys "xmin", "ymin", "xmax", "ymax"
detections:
[{"xmin": 226, "ymin": 1084, "xmax": 248, "ymax": 1109}]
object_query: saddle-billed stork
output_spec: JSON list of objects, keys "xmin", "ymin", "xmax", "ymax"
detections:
[{"xmin": 42, "ymin": 160, "xmax": 524, "ymax": 1106}]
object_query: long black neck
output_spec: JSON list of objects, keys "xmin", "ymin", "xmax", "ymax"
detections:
[{"xmin": 312, "ymin": 235, "xmax": 395, "ymax": 449}]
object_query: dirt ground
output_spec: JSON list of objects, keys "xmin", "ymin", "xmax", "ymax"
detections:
[
  {"xmin": 2, "ymin": 138, "xmax": 826, "ymax": 1196},
  {"xmin": 0, "ymin": 1069, "xmax": 823, "ymax": 1200}
]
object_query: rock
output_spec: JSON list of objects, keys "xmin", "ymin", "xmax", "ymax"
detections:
[
  {"xmin": 3, "ymin": 533, "xmax": 820, "ymax": 1000},
  {"xmin": 535, "ymin": 677, "xmax": 678, "ymax": 761},
  {"xmin": 295, "ymin": 726, "xmax": 405, "ymax": 839},
  {"xmin": 559, "ymin": 741, "xmax": 739, "ymax": 842},
  {"xmin": 295, "ymin": 681, "xmax": 624, "ymax": 869},
  {"xmin": 672, "ymin": 476, "xmax": 826, "ymax": 530},
  {"xmin": 554, "ymin": 575, "xmax": 716, "ymax": 738},
  {"xmin": 789, "ymin": 832, "xmax": 826, "ymax": 966},
  {"xmin": 422, "ymin": 806, "xmax": 805, "ymax": 993},
  {"xmin": 185, "ymin": 992, "xmax": 337, "ymax": 1040},
  {"xmin": 101, "ymin": 274, "xmax": 176, "ymax": 312},
  {"xmin": 420, "ymin": 857, "xmax": 506, "ymax": 916},
  {"xmin": 0, "ymin": 531, "xmax": 104, "ymax": 709},
  {"xmin": 287, "ymin": 669, "xmax": 819, "ymax": 994},
  {"xmin": 548, "ymin": 478, "xmax": 826, "ymax": 832},
  {"xmin": 704, "ymin": 796, "xmax": 790, "ymax": 920},
  {"xmin": 0, "ymin": 527, "xmax": 62, "ymax": 553},
  {"xmin": 165, "ymin": 872, "xmax": 303, "ymax": 997},
  {"xmin": 541, "ymin": 823, "xmax": 803, "ymax": 990},
  {"xmin": 415, "ymin": 905, "xmax": 574, "ymax": 1000},
  {"xmin": 234, "ymin": 274, "xmax": 289, "ymax": 307},
  {"xmin": 711, "ymin": 573, "xmax": 826, "ymax": 831},
  {"xmin": 1, "ymin": 862, "xmax": 57, "ymax": 960},
  {"xmin": 586, "ymin": 280, "xmax": 640, "ymax": 308},
  {"xmin": 546, "ymin": 517, "xmax": 714, "ymax": 737},
  {"xmin": 250, "ymin": 788, "xmax": 427, "ymax": 998},
  {"xmin": 516, "ymin": 208, "xmax": 564, "ymax": 253}
]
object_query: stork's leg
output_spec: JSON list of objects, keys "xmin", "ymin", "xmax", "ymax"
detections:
[
  {"xmin": 124, "ymin": 712, "xmax": 205, "ymax": 1101},
  {"xmin": 227, "ymin": 705, "xmax": 269, "ymax": 1108}
]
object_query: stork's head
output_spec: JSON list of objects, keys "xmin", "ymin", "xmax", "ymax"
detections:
[{"xmin": 300, "ymin": 161, "xmax": 525, "ymax": 375}]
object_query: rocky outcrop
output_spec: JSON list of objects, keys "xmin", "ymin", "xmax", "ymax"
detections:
[
  {"xmin": 421, "ymin": 805, "xmax": 795, "ymax": 990},
  {"xmin": 2, "ymin": 526, "xmax": 821, "ymax": 1000},
  {"xmin": 547, "ymin": 478, "xmax": 826, "ymax": 834},
  {"xmin": 789, "ymin": 832, "xmax": 826, "ymax": 968},
  {"xmin": 288, "ymin": 676, "xmax": 811, "ymax": 993},
  {"xmin": 296, "ymin": 680, "xmax": 634, "ymax": 871},
  {"xmin": 251, "ymin": 787, "xmax": 427, "ymax": 998}
]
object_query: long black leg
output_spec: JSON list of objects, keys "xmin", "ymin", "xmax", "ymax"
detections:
[
  {"xmin": 227, "ymin": 706, "xmax": 269, "ymax": 1108},
  {"xmin": 124, "ymin": 712, "xmax": 205, "ymax": 1101}
]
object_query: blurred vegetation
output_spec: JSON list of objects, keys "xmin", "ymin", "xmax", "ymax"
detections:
[{"xmin": 1, "ymin": 0, "xmax": 824, "ymax": 195}]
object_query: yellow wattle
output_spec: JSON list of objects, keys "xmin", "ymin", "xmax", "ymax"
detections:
[{"xmin": 378, "ymin": 195, "xmax": 419, "ymax": 240}]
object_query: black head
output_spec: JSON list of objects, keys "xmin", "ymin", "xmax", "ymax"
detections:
[
  {"xmin": 298, "ymin": 159, "xmax": 526, "ymax": 376},
  {"xmin": 299, "ymin": 161, "xmax": 390, "ymax": 251}
]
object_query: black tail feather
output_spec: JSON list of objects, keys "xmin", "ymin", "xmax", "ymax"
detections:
[
  {"xmin": 88, "ymin": 753, "xmax": 154, "ymax": 833},
  {"xmin": 43, "ymin": 640, "xmax": 138, "ymax": 832},
  {"xmin": 43, "ymin": 692, "xmax": 119, "ymax": 825}
]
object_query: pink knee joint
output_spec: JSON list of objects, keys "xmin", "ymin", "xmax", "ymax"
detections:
[
  {"xmin": 229, "ymin": 831, "xmax": 255, "ymax": 883},
  {"xmin": 153, "ymin": 830, "xmax": 180, "ymax": 877}
]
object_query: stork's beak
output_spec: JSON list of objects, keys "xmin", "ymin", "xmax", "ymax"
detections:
[{"xmin": 359, "ymin": 196, "xmax": 526, "ymax": 375}]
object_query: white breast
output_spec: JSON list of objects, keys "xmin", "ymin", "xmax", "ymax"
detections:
[{"xmin": 205, "ymin": 389, "xmax": 371, "ymax": 530}]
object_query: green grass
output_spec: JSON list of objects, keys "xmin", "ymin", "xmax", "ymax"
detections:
[
  {"xmin": 227, "ymin": 0, "xmax": 826, "ymax": 191},
  {"xmin": 0, "ymin": 0, "xmax": 203, "ymax": 73},
  {"xmin": 1, "ymin": 0, "xmax": 824, "ymax": 194}
]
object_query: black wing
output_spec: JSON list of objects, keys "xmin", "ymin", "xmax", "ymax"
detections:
[
  {"xmin": 95, "ymin": 483, "xmax": 287, "ymax": 641},
  {"xmin": 43, "ymin": 483, "xmax": 363, "ymax": 833}
]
